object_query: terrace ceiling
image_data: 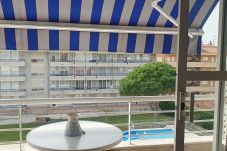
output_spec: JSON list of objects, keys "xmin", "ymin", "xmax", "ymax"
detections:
[{"xmin": 0, "ymin": 0, "xmax": 219, "ymax": 55}]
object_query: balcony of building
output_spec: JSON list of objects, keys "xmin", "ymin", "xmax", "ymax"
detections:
[
  {"xmin": 0, "ymin": 74, "xmax": 26, "ymax": 82},
  {"xmin": 49, "ymin": 73, "xmax": 75, "ymax": 80},
  {"xmin": 0, "ymin": 59, "xmax": 25, "ymax": 66},
  {"xmin": 0, "ymin": 89, "xmax": 26, "ymax": 97},
  {"xmin": 50, "ymin": 73, "xmax": 127, "ymax": 81},
  {"xmin": 49, "ymin": 59, "xmax": 75, "ymax": 66},
  {"xmin": 167, "ymin": 62, "xmax": 216, "ymax": 68},
  {"xmin": 85, "ymin": 73, "xmax": 126, "ymax": 80},
  {"xmin": 50, "ymin": 86, "xmax": 118, "ymax": 95},
  {"xmin": 49, "ymin": 59, "xmax": 151, "ymax": 67}
]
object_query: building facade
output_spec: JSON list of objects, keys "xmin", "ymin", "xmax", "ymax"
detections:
[
  {"xmin": 0, "ymin": 51, "xmax": 154, "ymax": 99},
  {"xmin": 0, "ymin": 44, "xmax": 217, "ymax": 99}
]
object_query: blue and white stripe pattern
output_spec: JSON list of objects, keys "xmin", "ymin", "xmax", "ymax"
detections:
[{"xmin": 0, "ymin": 0, "xmax": 219, "ymax": 54}]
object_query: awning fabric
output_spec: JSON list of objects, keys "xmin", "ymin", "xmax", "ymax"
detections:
[{"xmin": 0, "ymin": 0, "xmax": 219, "ymax": 54}]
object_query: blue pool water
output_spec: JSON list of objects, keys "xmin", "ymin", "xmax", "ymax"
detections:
[{"xmin": 122, "ymin": 129, "xmax": 174, "ymax": 141}]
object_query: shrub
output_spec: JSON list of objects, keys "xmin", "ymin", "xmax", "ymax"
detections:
[
  {"xmin": 159, "ymin": 101, "xmax": 175, "ymax": 110},
  {"xmin": 194, "ymin": 111, "xmax": 214, "ymax": 130}
]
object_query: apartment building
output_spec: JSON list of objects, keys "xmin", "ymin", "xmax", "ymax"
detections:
[
  {"xmin": 0, "ymin": 44, "xmax": 217, "ymax": 99},
  {"xmin": 0, "ymin": 51, "xmax": 154, "ymax": 99},
  {"xmin": 0, "ymin": 51, "xmax": 26, "ymax": 99}
]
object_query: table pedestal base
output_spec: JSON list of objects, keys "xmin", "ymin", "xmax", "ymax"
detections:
[{"xmin": 64, "ymin": 112, "xmax": 85, "ymax": 137}]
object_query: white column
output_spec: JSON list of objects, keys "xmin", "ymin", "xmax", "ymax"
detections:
[{"xmin": 213, "ymin": 1, "xmax": 227, "ymax": 150}]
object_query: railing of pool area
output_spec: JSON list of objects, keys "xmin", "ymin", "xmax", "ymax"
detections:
[{"xmin": 0, "ymin": 95, "xmax": 215, "ymax": 151}]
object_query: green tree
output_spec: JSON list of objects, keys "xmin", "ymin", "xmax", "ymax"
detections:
[
  {"xmin": 119, "ymin": 62, "xmax": 176, "ymax": 121},
  {"xmin": 119, "ymin": 62, "xmax": 176, "ymax": 96}
]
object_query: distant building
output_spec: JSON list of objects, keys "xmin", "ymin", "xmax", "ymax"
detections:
[
  {"xmin": 0, "ymin": 51, "xmax": 153, "ymax": 99},
  {"xmin": 0, "ymin": 44, "xmax": 217, "ymax": 99}
]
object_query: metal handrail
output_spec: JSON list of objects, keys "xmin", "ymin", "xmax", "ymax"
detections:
[
  {"xmin": 0, "ymin": 94, "xmax": 215, "ymax": 105},
  {"xmin": 0, "ymin": 96, "xmax": 175, "ymax": 105},
  {"xmin": 0, "ymin": 95, "xmax": 216, "ymax": 151}
]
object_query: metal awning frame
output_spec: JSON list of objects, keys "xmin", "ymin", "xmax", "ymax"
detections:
[
  {"xmin": 0, "ymin": 20, "xmax": 203, "ymax": 36},
  {"xmin": 151, "ymin": 0, "xmax": 194, "ymax": 38}
]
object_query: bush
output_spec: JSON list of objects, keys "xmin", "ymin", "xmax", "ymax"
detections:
[
  {"xmin": 159, "ymin": 101, "xmax": 175, "ymax": 117},
  {"xmin": 194, "ymin": 111, "xmax": 214, "ymax": 120},
  {"xmin": 194, "ymin": 111, "xmax": 214, "ymax": 130},
  {"xmin": 159, "ymin": 101, "xmax": 175, "ymax": 110}
]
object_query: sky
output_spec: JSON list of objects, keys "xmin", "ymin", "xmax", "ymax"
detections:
[{"xmin": 202, "ymin": 3, "xmax": 219, "ymax": 46}]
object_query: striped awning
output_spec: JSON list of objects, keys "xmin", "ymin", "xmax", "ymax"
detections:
[{"xmin": 0, "ymin": 0, "xmax": 219, "ymax": 54}]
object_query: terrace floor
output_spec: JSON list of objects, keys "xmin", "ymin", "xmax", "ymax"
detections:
[{"xmin": 0, "ymin": 136, "xmax": 214, "ymax": 151}]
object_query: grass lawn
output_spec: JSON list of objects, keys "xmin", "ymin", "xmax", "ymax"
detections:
[
  {"xmin": 0, "ymin": 113, "xmax": 171, "ymax": 142},
  {"xmin": 81, "ymin": 113, "xmax": 170, "ymax": 124}
]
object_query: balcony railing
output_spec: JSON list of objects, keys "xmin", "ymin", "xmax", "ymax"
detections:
[
  {"xmin": 86, "ymin": 73, "xmax": 127, "ymax": 76},
  {"xmin": 50, "ymin": 73, "xmax": 74, "ymax": 76},
  {"xmin": 0, "ymin": 89, "xmax": 26, "ymax": 92},
  {"xmin": 50, "ymin": 86, "xmax": 118, "ymax": 91},
  {"xmin": 50, "ymin": 59, "xmax": 151, "ymax": 64},
  {"xmin": 50, "ymin": 73, "xmax": 127, "ymax": 77},
  {"xmin": 0, "ymin": 59, "xmax": 25, "ymax": 62},
  {"xmin": 87, "ymin": 86, "xmax": 118, "ymax": 89},
  {"xmin": 0, "ymin": 74, "xmax": 26, "ymax": 77},
  {"xmin": 0, "ymin": 94, "xmax": 215, "ymax": 151}
]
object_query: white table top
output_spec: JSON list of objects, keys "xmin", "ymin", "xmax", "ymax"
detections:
[{"xmin": 27, "ymin": 121, "xmax": 123, "ymax": 151}]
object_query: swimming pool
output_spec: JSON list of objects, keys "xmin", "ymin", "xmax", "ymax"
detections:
[{"xmin": 122, "ymin": 128, "xmax": 174, "ymax": 141}]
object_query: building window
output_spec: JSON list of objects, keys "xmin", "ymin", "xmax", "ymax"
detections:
[
  {"xmin": 171, "ymin": 57, "xmax": 175, "ymax": 62},
  {"xmin": 31, "ymin": 59, "xmax": 44, "ymax": 62},
  {"xmin": 201, "ymin": 81, "xmax": 208, "ymax": 85},
  {"xmin": 76, "ymin": 81, "xmax": 84, "ymax": 89},
  {"xmin": 1, "ymin": 81, "xmax": 10, "ymax": 90},
  {"xmin": 11, "ymin": 67, "xmax": 19, "ymax": 75},
  {"xmin": 31, "ymin": 59, "xmax": 38, "ymax": 62},
  {"xmin": 32, "ymin": 88, "xmax": 44, "ymax": 91},
  {"xmin": 0, "ymin": 51, "xmax": 10, "ymax": 60},
  {"xmin": 60, "ymin": 81, "xmax": 68, "ymax": 90},
  {"xmin": 10, "ymin": 52, "xmax": 18, "ymax": 60},
  {"xmin": 157, "ymin": 57, "xmax": 163, "ymax": 62},
  {"xmin": 32, "ymin": 73, "xmax": 44, "ymax": 76},
  {"xmin": 75, "ymin": 68, "xmax": 85, "ymax": 76},
  {"xmin": 202, "ymin": 57, "xmax": 209, "ymax": 61},
  {"xmin": 99, "ymin": 54, "xmax": 106, "ymax": 62},
  {"xmin": 1, "ymin": 66, "xmax": 10, "ymax": 75},
  {"xmin": 60, "ymin": 53, "xmax": 68, "ymax": 61}
]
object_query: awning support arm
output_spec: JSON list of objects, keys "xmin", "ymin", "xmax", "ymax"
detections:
[{"xmin": 151, "ymin": 0, "xmax": 194, "ymax": 38}]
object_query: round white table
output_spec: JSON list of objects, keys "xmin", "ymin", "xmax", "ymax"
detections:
[{"xmin": 27, "ymin": 121, "xmax": 123, "ymax": 151}]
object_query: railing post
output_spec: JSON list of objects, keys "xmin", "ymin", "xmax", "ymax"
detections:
[
  {"xmin": 128, "ymin": 101, "xmax": 132, "ymax": 144},
  {"xmin": 189, "ymin": 93, "xmax": 195, "ymax": 123},
  {"xmin": 19, "ymin": 105, "xmax": 23, "ymax": 151}
]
